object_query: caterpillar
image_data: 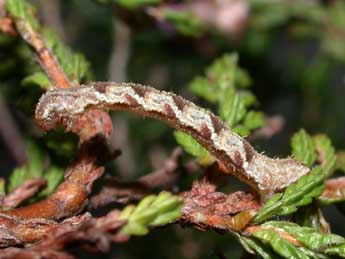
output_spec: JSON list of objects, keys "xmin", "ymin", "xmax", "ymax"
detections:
[{"xmin": 35, "ymin": 82, "xmax": 310, "ymax": 199}]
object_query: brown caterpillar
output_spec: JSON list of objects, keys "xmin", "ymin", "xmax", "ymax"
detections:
[{"xmin": 35, "ymin": 82, "xmax": 310, "ymax": 199}]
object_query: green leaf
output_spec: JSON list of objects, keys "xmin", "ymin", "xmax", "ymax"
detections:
[
  {"xmin": 174, "ymin": 131, "xmax": 209, "ymax": 158},
  {"xmin": 220, "ymin": 88, "xmax": 247, "ymax": 127},
  {"xmin": 189, "ymin": 76, "xmax": 218, "ymax": 103},
  {"xmin": 188, "ymin": 53, "xmax": 264, "ymax": 137},
  {"xmin": 335, "ymin": 151, "xmax": 345, "ymax": 173},
  {"xmin": 38, "ymin": 166, "xmax": 64, "ymax": 197},
  {"xmin": 284, "ymin": 226, "xmax": 344, "ymax": 251},
  {"xmin": 254, "ymin": 167, "xmax": 324, "ymax": 222},
  {"xmin": 115, "ymin": 0, "xmax": 163, "ymax": 9},
  {"xmin": 43, "ymin": 29, "xmax": 91, "ymax": 83},
  {"xmin": 265, "ymin": 221, "xmax": 345, "ymax": 252},
  {"xmin": 324, "ymin": 244, "xmax": 345, "ymax": 257},
  {"xmin": 6, "ymin": 0, "xmax": 39, "ymax": 30},
  {"xmin": 0, "ymin": 178, "xmax": 5, "ymax": 195},
  {"xmin": 291, "ymin": 129, "xmax": 317, "ymax": 167},
  {"xmin": 22, "ymin": 72, "xmax": 52, "ymax": 90},
  {"xmin": 161, "ymin": 9, "xmax": 205, "ymax": 37},
  {"xmin": 120, "ymin": 191, "xmax": 182, "ymax": 236},
  {"xmin": 8, "ymin": 141, "xmax": 44, "ymax": 192},
  {"xmin": 243, "ymin": 111, "xmax": 266, "ymax": 132},
  {"xmin": 313, "ymin": 134, "xmax": 336, "ymax": 178},
  {"xmin": 206, "ymin": 53, "xmax": 238, "ymax": 91},
  {"xmin": 239, "ymin": 235, "xmax": 278, "ymax": 259},
  {"xmin": 253, "ymin": 229, "xmax": 309, "ymax": 259},
  {"xmin": 297, "ymin": 247, "xmax": 330, "ymax": 259}
]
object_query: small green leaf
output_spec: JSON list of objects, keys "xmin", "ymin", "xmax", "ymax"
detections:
[
  {"xmin": 297, "ymin": 247, "xmax": 329, "ymax": 259},
  {"xmin": 116, "ymin": 0, "xmax": 163, "ymax": 9},
  {"xmin": 324, "ymin": 243, "xmax": 345, "ymax": 257},
  {"xmin": 239, "ymin": 235, "xmax": 278, "ymax": 259},
  {"xmin": 243, "ymin": 111, "xmax": 266, "ymax": 132},
  {"xmin": 284, "ymin": 226, "xmax": 344, "ymax": 251},
  {"xmin": 0, "ymin": 178, "xmax": 5, "ymax": 195},
  {"xmin": 22, "ymin": 72, "xmax": 52, "ymax": 90},
  {"xmin": 121, "ymin": 222, "xmax": 149, "ymax": 236},
  {"xmin": 6, "ymin": 0, "xmax": 39, "ymax": 30},
  {"xmin": 150, "ymin": 209, "xmax": 181, "ymax": 226},
  {"xmin": 174, "ymin": 131, "xmax": 209, "ymax": 158},
  {"xmin": 265, "ymin": 221, "xmax": 345, "ymax": 252},
  {"xmin": 220, "ymin": 88, "xmax": 247, "ymax": 127},
  {"xmin": 291, "ymin": 129, "xmax": 317, "ymax": 167},
  {"xmin": 254, "ymin": 167, "xmax": 324, "ymax": 222},
  {"xmin": 253, "ymin": 229, "xmax": 309, "ymax": 259},
  {"xmin": 120, "ymin": 191, "xmax": 182, "ymax": 236},
  {"xmin": 8, "ymin": 141, "xmax": 44, "ymax": 192},
  {"xmin": 188, "ymin": 53, "xmax": 264, "ymax": 137},
  {"xmin": 189, "ymin": 76, "xmax": 218, "ymax": 103},
  {"xmin": 38, "ymin": 166, "xmax": 64, "ymax": 197},
  {"xmin": 161, "ymin": 9, "xmax": 205, "ymax": 37},
  {"xmin": 313, "ymin": 134, "xmax": 336, "ymax": 178},
  {"xmin": 335, "ymin": 151, "xmax": 345, "ymax": 173},
  {"xmin": 43, "ymin": 29, "xmax": 91, "ymax": 83}
]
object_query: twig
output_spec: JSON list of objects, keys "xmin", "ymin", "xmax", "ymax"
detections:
[
  {"xmin": 1, "ymin": 178, "xmax": 46, "ymax": 209},
  {"xmin": 90, "ymin": 147, "xmax": 187, "ymax": 208},
  {"xmin": 0, "ymin": 4, "xmax": 116, "ymax": 245},
  {"xmin": 320, "ymin": 176, "xmax": 345, "ymax": 201},
  {"xmin": 137, "ymin": 147, "xmax": 184, "ymax": 188},
  {"xmin": 0, "ymin": 16, "xmax": 16, "ymax": 35},
  {"xmin": 180, "ymin": 166, "xmax": 260, "ymax": 232},
  {"xmin": 8, "ymin": 9, "xmax": 70, "ymax": 88},
  {"xmin": 0, "ymin": 211, "xmax": 125, "ymax": 258}
]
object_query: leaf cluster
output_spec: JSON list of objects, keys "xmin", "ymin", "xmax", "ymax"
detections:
[
  {"xmin": 6, "ymin": 0, "xmax": 91, "ymax": 90},
  {"xmin": 119, "ymin": 191, "xmax": 182, "ymax": 236},
  {"xmin": 175, "ymin": 53, "xmax": 265, "ymax": 161},
  {"xmin": 6, "ymin": 141, "xmax": 63, "ymax": 198}
]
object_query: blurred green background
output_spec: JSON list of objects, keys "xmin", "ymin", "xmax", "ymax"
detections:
[{"xmin": 0, "ymin": 0, "xmax": 345, "ymax": 258}]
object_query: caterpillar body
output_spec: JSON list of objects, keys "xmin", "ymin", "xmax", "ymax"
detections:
[{"xmin": 35, "ymin": 82, "xmax": 310, "ymax": 199}]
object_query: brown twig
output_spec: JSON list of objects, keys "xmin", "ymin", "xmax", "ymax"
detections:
[
  {"xmin": 0, "ymin": 211, "xmax": 125, "ymax": 258},
  {"xmin": 89, "ymin": 147, "xmax": 198, "ymax": 209},
  {"xmin": 137, "ymin": 147, "xmax": 184, "ymax": 188},
  {"xmin": 0, "ymin": 0, "xmax": 16, "ymax": 36},
  {"xmin": 320, "ymin": 176, "xmax": 345, "ymax": 201},
  {"xmin": 1, "ymin": 178, "xmax": 47, "ymax": 209},
  {"xmin": 0, "ymin": 4, "xmax": 115, "ymax": 246},
  {"xmin": 180, "ymin": 166, "xmax": 261, "ymax": 232}
]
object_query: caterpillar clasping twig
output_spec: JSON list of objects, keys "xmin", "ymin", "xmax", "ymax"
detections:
[{"xmin": 35, "ymin": 82, "xmax": 310, "ymax": 200}]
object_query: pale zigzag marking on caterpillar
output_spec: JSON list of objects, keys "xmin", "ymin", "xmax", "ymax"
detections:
[{"xmin": 35, "ymin": 82, "xmax": 310, "ymax": 199}]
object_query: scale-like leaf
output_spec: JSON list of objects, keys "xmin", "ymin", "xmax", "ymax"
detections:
[
  {"xmin": 254, "ymin": 167, "xmax": 324, "ymax": 222},
  {"xmin": 253, "ymin": 229, "xmax": 309, "ymax": 259},
  {"xmin": 291, "ymin": 129, "xmax": 317, "ymax": 167},
  {"xmin": 264, "ymin": 221, "xmax": 345, "ymax": 252},
  {"xmin": 161, "ymin": 9, "xmax": 204, "ymax": 37},
  {"xmin": 313, "ymin": 134, "xmax": 336, "ymax": 178},
  {"xmin": 324, "ymin": 244, "xmax": 345, "ymax": 257},
  {"xmin": 335, "ymin": 151, "xmax": 345, "ymax": 173},
  {"xmin": 8, "ymin": 141, "xmax": 44, "ymax": 192},
  {"xmin": 238, "ymin": 235, "xmax": 278, "ymax": 259},
  {"xmin": 120, "ymin": 191, "xmax": 182, "ymax": 236},
  {"xmin": 174, "ymin": 131, "xmax": 209, "ymax": 158}
]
